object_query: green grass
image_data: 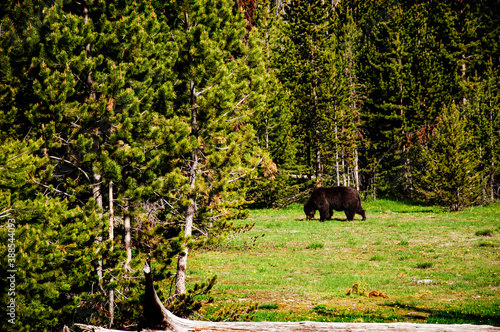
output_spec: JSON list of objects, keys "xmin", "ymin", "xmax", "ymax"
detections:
[
  {"xmin": 416, "ymin": 262, "xmax": 434, "ymax": 269},
  {"xmin": 476, "ymin": 229, "xmax": 495, "ymax": 237},
  {"xmin": 306, "ymin": 242, "xmax": 325, "ymax": 249},
  {"xmin": 258, "ymin": 303, "xmax": 279, "ymax": 310},
  {"xmin": 186, "ymin": 200, "xmax": 500, "ymax": 326}
]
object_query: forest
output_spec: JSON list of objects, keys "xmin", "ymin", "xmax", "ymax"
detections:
[{"xmin": 1, "ymin": 0, "xmax": 499, "ymax": 330}]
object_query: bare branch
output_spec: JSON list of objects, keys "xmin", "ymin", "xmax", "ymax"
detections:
[
  {"xmin": 227, "ymin": 158, "xmax": 263, "ymax": 183},
  {"xmin": 49, "ymin": 155, "xmax": 91, "ymax": 182}
]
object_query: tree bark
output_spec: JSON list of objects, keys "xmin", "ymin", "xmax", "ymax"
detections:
[
  {"xmin": 109, "ymin": 181, "xmax": 114, "ymax": 248},
  {"xmin": 175, "ymin": 197, "xmax": 194, "ymax": 295},
  {"xmin": 124, "ymin": 205, "xmax": 132, "ymax": 272},
  {"xmin": 354, "ymin": 149, "xmax": 360, "ymax": 192},
  {"xmin": 334, "ymin": 118, "xmax": 340, "ymax": 186},
  {"xmin": 109, "ymin": 181, "xmax": 115, "ymax": 327},
  {"xmin": 93, "ymin": 171, "xmax": 105, "ymax": 294},
  {"xmin": 74, "ymin": 321, "xmax": 500, "ymax": 332}
]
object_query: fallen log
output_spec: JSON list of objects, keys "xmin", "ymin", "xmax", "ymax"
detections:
[
  {"xmin": 74, "ymin": 320, "xmax": 500, "ymax": 332},
  {"xmin": 73, "ymin": 260, "xmax": 500, "ymax": 332}
]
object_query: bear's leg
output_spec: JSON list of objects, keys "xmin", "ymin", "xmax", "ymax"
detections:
[
  {"xmin": 357, "ymin": 208, "xmax": 366, "ymax": 221},
  {"xmin": 319, "ymin": 210, "xmax": 329, "ymax": 221},
  {"xmin": 318, "ymin": 204, "xmax": 330, "ymax": 222},
  {"xmin": 345, "ymin": 210, "xmax": 355, "ymax": 221},
  {"xmin": 315, "ymin": 199, "xmax": 329, "ymax": 221}
]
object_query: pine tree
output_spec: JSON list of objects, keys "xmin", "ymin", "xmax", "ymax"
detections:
[
  {"xmin": 0, "ymin": 138, "xmax": 103, "ymax": 331},
  {"xmin": 324, "ymin": 5, "xmax": 363, "ymax": 189},
  {"xmin": 461, "ymin": 61, "xmax": 500, "ymax": 202},
  {"xmin": 277, "ymin": 0, "xmax": 362, "ymax": 190},
  {"xmin": 166, "ymin": 0, "xmax": 267, "ymax": 296},
  {"xmin": 244, "ymin": 0, "xmax": 297, "ymax": 207},
  {"xmin": 1, "ymin": 0, "xmax": 191, "ymax": 328},
  {"xmin": 414, "ymin": 103, "xmax": 485, "ymax": 211},
  {"xmin": 278, "ymin": 0, "xmax": 334, "ymax": 180}
]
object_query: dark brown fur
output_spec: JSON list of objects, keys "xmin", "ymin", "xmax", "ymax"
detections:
[{"xmin": 304, "ymin": 186, "xmax": 366, "ymax": 221}]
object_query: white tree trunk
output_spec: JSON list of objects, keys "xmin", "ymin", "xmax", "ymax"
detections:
[
  {"xmin": 93, "ymin": 171, "xmax": 104, "ymax": 293},
  {"xmin": 175, "ymin": 200, "xmax": 194, "ymax": 295},
  {"xmin": 176, "ymin": 146, "xmax": 197, "ymax": 295},
  {"xmin": 108, "ymin": 181, "xmax": 114, "ymax": 327},
  {"xmin": 354, "ymin": 149, "xmax": 360, "ymax": 192},
  {"xmin": 75, "ymin": 320, "xmax": 500, "ymax": 332},
  {"xmin": 109, "ymin": 181, "xmax": 114, "ymax": 248},
  {"xmin": 124, "ymin": 207, "xmax": 132, "ymax": 272}
]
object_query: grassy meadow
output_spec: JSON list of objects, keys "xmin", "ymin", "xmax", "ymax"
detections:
[{"xmin": 185, "ymin": 200, "xmax": 500, "ymax": 326}]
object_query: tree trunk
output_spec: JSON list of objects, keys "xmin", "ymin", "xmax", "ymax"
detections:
[
  {"xmin": 109, "ymin": 181, "xmax": 114, "ymax": 248},
  {"xmin": 491, "ymin": 168, "xmax": 495, "ymax": 202},
  {"xmin": 109, "ymin": 181, "xmax": 115, "ymax": 327},
  {"xmin": 490, "ymin": 105, "xmax": 495, "ymax": 202},
  {"xmin": 124, "ymin": 205, "xmax": 132, "ymax": 272},
  {"xmin": 315, "ymin": 147, "xmax": 322, "ymax": 180},
  {"xmin": 354, "ymin": 149, "xmax": 360, "ymax": 192},
  {"xmin": 74, "ymin": 321, "xmax": 500, "ymax": 332},
  {"xmin": 93, "ymin": 171, "xmax": 105, "ymax": 293},
  {"xmin": 93, "ymin": 172, "xmax": 103, "ymax": 210},
  {"xmin": 334, "ymin": 117, "xmax": 340, "ymax": 186},
  {"xmin": 176, "ymin": 80, "xmax": 199, "ymax": 295},
  {"xmin": 85, "ymin": 3, "xmax": 106, "ymax": 295},
  {"xmin": 175, "ymin": 195, "xmax": 195, "ymax": 295},
  {"xmin": 342, "ymin": 151, "xmax": 346, "ymax": 186},
  {"xmin": 74, "ymin": 260, "xmax": 500, "ymax": 332}
]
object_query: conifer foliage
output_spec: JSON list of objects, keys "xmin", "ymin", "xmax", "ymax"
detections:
[
  {"xmin": 277, "ymin": 0, "xmax": 362, "ymax": 187},
  {"xmin": 414, "ymin": 104, "xmax": 485, "ymax": 211},
  {"xmin": 165, "ymin": 0, "xmax": 267, "ymax": 296},
  {"xmin": 1, "ymin": 0, "xmax": 500, "ymax": 330},
  {"xmin": 1, "ymin": 0, "xmax": 191, "ymax": 329}
]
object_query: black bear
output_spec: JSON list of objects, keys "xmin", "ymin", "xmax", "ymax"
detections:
[{"xmin": 304, "ymin": 186, "xmax": 366, "ymax": 221}]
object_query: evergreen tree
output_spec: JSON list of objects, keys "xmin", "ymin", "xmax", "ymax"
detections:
[
  {"xmin": 245, "ymin": 0, "xmax": 297, "ymax": 207},
  {"xmin": 1, "ymin": 0, "xmax": 191, "ymax": 328},
  {"xmin": 414, "ymin": 103, "xmax": 485, "ymax": 211},
  {"xmin": 339, "ymin": 0, "xmax": 500, "ymax": 200},
  {"xmin": 347, "ymin": 1, "xmax": 425, "ymax": 197},
  {"xmin": 278, "ymin": 0, "xmax": 333, "ymax": 180},
  {"xmin": 325, "ymin": 5, "xmax": 363, "ymax": 189},
  {"xmin": 277, "ymin": 0, "xmax": 362, "ymax": 190},
  {"xmin": 0, "ymin": 138, "xmax": 101, "ymax": 331},
  {"xmin": 166, "ymin": 0, "xmax": 267, "ymax": 296},
  {"xmin": 461, "ymin": 61, "xmax": 500, "ymax": 202}
]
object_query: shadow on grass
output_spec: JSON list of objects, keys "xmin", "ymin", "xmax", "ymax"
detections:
[
  {"xmin": 427, "ymin": 309, "xmax": 500, "ymax": 326},
  {"xmin": 383, "ymin": 302, "xmax": 500, "ymax": 327},
  {"xmin": 312, "ymin": 302, "xmax": 500, "ymax": 326},
  {"xmin": 295, "ymin": 217, "xmax": 354, "ymax": 222},
  {"xmin": 366, "ymin": 198, "xmax": 444, "ymax": 214}
]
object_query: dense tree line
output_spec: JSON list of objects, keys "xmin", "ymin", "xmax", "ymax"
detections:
[{"xmin": 1, "ymin": 0, "xmax": 499, "ymax": 330}]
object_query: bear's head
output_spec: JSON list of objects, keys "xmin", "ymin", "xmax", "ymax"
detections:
[{"xmin": 304, "ymin": 201, "xmax": 315, "ymax": 220}]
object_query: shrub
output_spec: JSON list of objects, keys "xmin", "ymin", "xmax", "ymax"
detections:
[
  {"xmin": 478, "ymin": 240, "xmax": 497, "ymax": 247},
  {"xmin": 475, "ymin": 229, "xmax": 494, "ymax": 237},
  {"xmin": 370, "ymin": 254, "xmax": 385, "ymax": 261},
  {"xmin": 258, "ymin": 303, "xmax": 279, "ymax": 310},
  {"xmin": 416, "ymin": 262, "xmax": 434, "ymax": 269},
  {"xmin": 306, "ymin": 242, "xmax": 324, "ymax": 249}
]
